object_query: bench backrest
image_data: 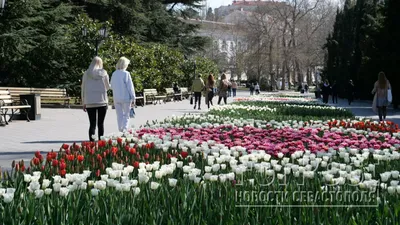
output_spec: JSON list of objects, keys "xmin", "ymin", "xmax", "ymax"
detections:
[
  {"xmin": 0, "ymin": 90, "xmax": 14, "ymax": 105},
  {"xmin": 165, "ymin": 88, "xmax": 175, "ymax": 94},
  {"xmin": 143, "ymin": 89, "xmax": 158, "ymax": 95},
  {"xmin": 0, "ymin": 87, "xmax": 68, "ymax": 98},
  {"xmin": 181, "ymin": 87, "xmax": 188, "ymax": 93}
]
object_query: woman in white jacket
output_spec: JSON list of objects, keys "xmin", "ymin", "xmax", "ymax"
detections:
[
  {"xmin": 81, "ymin": 57, "xmax": 110, "ymax": 141},
  {"xmin": 110, "ymin": 57, "xmax": 135, "ymax": 132}
]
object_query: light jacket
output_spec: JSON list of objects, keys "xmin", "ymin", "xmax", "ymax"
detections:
[
  {"xmin": 110, "ymin": 70, "xmax": 135, "ymax": 103},
  {"xmin": 81, "ymin": 69, "xmax": 110, "ymax": 107},
  {"xmin": 231, "ymin": 81, "xmax": 237, "ymax": 89},
  {"xmin": 192, "ymin": 78, "xmax": 205, "ymax": 92}
]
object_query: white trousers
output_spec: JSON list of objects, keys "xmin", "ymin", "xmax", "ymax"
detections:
[{"xmin": 114, "ymin": 102, "xmax": 131, "ymax": 132}]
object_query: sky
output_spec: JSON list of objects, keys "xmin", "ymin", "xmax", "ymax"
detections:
[{"xmin": 208, "ymin": 0, "xmax": 233, "ymax": 9}]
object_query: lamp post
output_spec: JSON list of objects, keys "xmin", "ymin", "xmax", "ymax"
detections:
[
  {"xmin": 0, "ymin": 0, "xmax": 6, "ymax": 15},
  {"xmin": 82, "ymin": 25, "xmax": 107, "ymax": 56}
]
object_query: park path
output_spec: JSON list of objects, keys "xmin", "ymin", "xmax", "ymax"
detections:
[{"xmin": 0, "ymin": 91, "xmax": 398, "ymax": 168}]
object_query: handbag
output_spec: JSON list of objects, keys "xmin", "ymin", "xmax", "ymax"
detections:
[
  {"xmin": 130, "ymin": 107, "xmax": 135, "ymax": 118},
  {"xmin": 388, "ymin": 89, "xmax": 393, "ymax": 103}
]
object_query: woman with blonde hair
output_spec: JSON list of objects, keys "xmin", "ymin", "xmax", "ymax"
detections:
[
  {"xmin": 110, "ymin": 57, "xmax": 136, "ymax": 132},
  {"xmin": 372, "ymin": 72, "xmax": 392, "ymax": 122},
  {"xmin": 81, "ymin": 56, "xmax": 110, "ymax": 141}
]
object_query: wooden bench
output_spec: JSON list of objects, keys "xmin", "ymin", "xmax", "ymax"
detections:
[
  {"xmin": 0, "ymin": 90, "xmax": 31, "ymax": 125},
  {"xmin": 165, "ymin": 88, "xmax": 182, "ymax": 101},
  {"xmin": 180, "ymin": 87, "xmax": 190, "ymax": 99},
  {"xmin": 143, "ymin": 89, "xmax": 167, "ymax": 105},
  {"xmin": 0, "ymin": 87, "xmax": 71, "ymax": 108}
]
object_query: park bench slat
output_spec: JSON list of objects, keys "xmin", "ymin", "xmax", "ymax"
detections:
[{"xmin": 0, "ymin": 90, "xmax": 31, "ymax": 125}]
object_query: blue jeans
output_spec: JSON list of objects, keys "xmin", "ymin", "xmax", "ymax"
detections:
[{"xmin": 232, "ymin": 88, "xmax": 237, "ymax": 97}]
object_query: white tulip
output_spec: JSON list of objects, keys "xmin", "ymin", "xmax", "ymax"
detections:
[
  {"xmin": 91, "ymin": 188, "xmax": 100, "ymax": 196},
  {"xmin": 176, "ymin": 161, "xmax": 183, "ymax": 168},
  {"xmin": 59, "ymin": 188, "xmax": 69, "ymax": 197},
  {"xmin": 44, "ymin": 188, "xmax": 52, "ymax": 195},
  {"xmin": 6, "ymin": 188, "xmax": 15, "ymax": 195},
  {"xmin": 33, "ymin": 171, "xmax": 41, "ymax": 177},
  {"xmin": 34, "ymin": 190, "xmax": 44, "ymax": 199},
  {"xmin": 2, "ymin": 193, "xmax": 13, "ymax": 203},
  {"xmin": 133, "ymin": 187, "xmax": 141, "ymax": 196},
  {"xmin": 168, "ymin": 178, "xmax": 178, "ymax": 187},
  {"xmin": 42, "ymin": 179, "xmax": 51, "ymax": 189},
  {"xmin": 24, "ymin": 174, "xmax": 32, "ymax": 183},
  {"xmin": 150, "ymin": 182, "xmax": 160, "ymax": 190},
  {"xmin": 391, "ymin": 171, "xmax": 399, "ymax": 179},
  {"xmin": 364, "ymin": 173, "xmax": 372, "ymax": 181},
  {"xmin": 138, "ymin": 174, "xmax": 150, "ymax": 184}
]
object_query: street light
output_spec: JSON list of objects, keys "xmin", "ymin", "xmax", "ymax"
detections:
[
  {"xmin": 82, "ymin": 25, "xmax": 107, "ymax": 56},
  {"xmin": 0, "ymin": 0, "xmax": 6, "ymax": 15}
]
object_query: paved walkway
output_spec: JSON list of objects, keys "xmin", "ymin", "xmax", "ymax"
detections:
[
  {"xmin": 326, "ymin": 97, "xmax": 400, "ymax": 124},
  {"xmin": 0, "ymin": 91, "xmax": 398, "ymax": 168}
]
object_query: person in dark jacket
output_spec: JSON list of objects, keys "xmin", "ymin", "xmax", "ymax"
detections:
[
  {"xmin": 331, "ymin": 81, "xmax": 338, "ymax": 104},
  {"xmin": 322, "ymin": 80, "xmax": 330, "ymax": 104},
  {"xmin": 347, "ymin": 80, "xmax": 355, "ymax": 105}
]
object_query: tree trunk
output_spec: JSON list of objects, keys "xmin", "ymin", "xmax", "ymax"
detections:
[
  {"xmin": 281, "ymin": 60, "xmax": 286, "ymax": 90},
  {"xmin": 268, "ymin": 39, "xmax": 274, "ymax": 91}
]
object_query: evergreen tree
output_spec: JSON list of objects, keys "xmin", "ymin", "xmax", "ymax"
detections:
[{"xmin": 0, "ymin": 0, "xmax": 78, "ymax": 87}]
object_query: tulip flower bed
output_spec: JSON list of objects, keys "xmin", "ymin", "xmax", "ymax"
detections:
[
  {"xmin": 234, "ymin": 96, "xmax": 318, "ymax": 104},
  {"xmin": 209, "ymin": 101, "xmax": 354, "ymax": 122},
  {"xmin": 1, "ymin": 96, "xmax": 400, "ymax": 224}
]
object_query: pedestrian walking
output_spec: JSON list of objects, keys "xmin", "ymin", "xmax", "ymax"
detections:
[
  {"xmin": 347, "ymin": 80, "xmax": 355, "ymax": 105},
  {"xmin": 192, "ymin": 74, "xmax": 205, "ymax": 110},
  {"xmin": 231, "ymin": 80, "xmax": 237, "ymax": 97},
  {"xmin": 205, "ymin": 74, "xmax": 215, "ymax": 109},
  {"xmin": 322, "ymin": 80, "xmax": 330, "ymax": 104},
  {"xmin": 218, "ymin": 73, "xmax": 230, "ymax": 105},
  {"xmin": 249, "ymin": 83, "xmax": 255, "ymax": 95},
  {"xmin": 255, "ymin": 83, "xmax": 260, "ymax": 95},
  {"xmin": 371, "ymin": 72, "xmax": 392, "ymax": 122},
  {"xmin": 81, "ymin": 56, "xmax": 110, "ymax": 141},
  {"xmin": 110, "ymin": 57, "xmax": 136, "ymax": 132}
]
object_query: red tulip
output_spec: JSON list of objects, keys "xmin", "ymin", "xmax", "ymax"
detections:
[
  {"xmin": 180, "ymin": 151, "xmax": 188, "ymax": 159},
  {"xmin": 117, "ymin": 138, "xmax": 123, "ymax": 144},
  {"xmin": 111, "ymin": 147, "xmax": 118, "ymax": 156},
  {"xmin": 62, "ymin": 144, "xmax": 69, "ymax": 150},
  {"xmin": 60, "ymin": 169, "xmax": 66, "ymax": 177},
  {"xmin": 133, "ymin": 161, "xmax": 139, "ymax": 168},
  {"xmin": 98, "ymin": 140, "xmax": 106, "ymax": 148},
  {"xmin": 59, "ymin": 162, "xmax": 66, "ymax": 170},
  {"xmin": 144, "ymin": 153, "xmax": 150, "ymax": 160},
  {"xmin": 77, "ymin": 155, "xmax": 84, "ymax": 162},
  {"xmin": 96, "ymin": 169, "xmax": 101, "ymax": 177},
  {"xmin": 52, "ymin": 159, "xmax": 59, "ymax": 167},
  {"xmin": 33, "ymin": 157, "xmax": 40, "ymax": 166},
  {"xmin": 67, "ymin": 154, "xmax": 74, "ymax": 161},
  {"xmin": 35, "ymin": 151, "xmax": 41, "ymax": 158},
  {"xmin": 129, "ymin": 148, "xmax": 136, "ymax": 155}
]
